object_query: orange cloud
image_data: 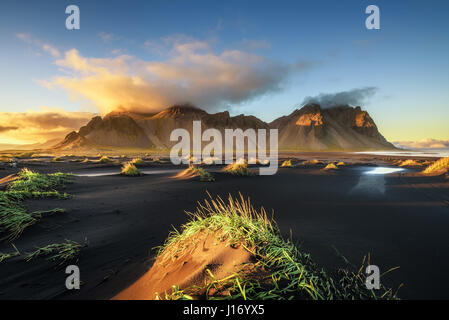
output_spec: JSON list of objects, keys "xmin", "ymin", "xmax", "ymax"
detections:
[
  {"xmin": 45, "ymin": 38, "xmax": 310, "ymax": 114},
  {"xmin": 0, "ymin": 108, "xmax": 96, "ymax": 144}
]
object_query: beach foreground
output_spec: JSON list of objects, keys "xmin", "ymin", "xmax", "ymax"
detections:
[{"xmin": 0, "ymin": 152, "xmax": 448, "ymax": 299}]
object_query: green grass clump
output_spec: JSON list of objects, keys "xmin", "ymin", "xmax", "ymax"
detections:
[
  {"xmin": 25, "ymin": 240, "xmax": 82, "ymax": 264},
  {"xmin": 52, "ymin": 156, "xmax": 63, "ymax": 162},
  {"xmin": 0, "ymin": 169, "xmax": 71, "ymax": 240},
  {"xmin": 222, "ymin": 163, "xmax": 254, "ymax": 176},
  {"xmin": 422, "ymin": 156, "xmax": 449, "ymax": 174},
  {"xmin": 158, "ymin": 193, "xmax": 398, "ymax": 300},
  {"xmin": 0, "ymin": 191, "xmax": 65, "ymax": 241},
  {"xmin": 131, "ymin": 157, "xmax": 146, "ymax": 166},
  {"xmin": 98, "ymin": 156, "xmax": 113, "ymax": 163},
  {"xmin": 121, "ymin": 162, "xmax": 142, "ymax": 176},
  {"xmin": 187, "ymin": 165, "xmax": 215, "ymax": 182},
  {"xmin": 8, "ymin": 168, "xmax": 73, "ymax": 196}
]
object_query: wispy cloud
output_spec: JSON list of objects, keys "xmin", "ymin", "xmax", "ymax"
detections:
[
  {"xmin": 98, "ymin": 32, "xmax": 120, "ymax": 43},
  {"xmin": 241, "ymin": 39, "xmax": 271, "ymax": 50},
  {"xmin": 16, "ymin": 33, "xmax": 60, "ymax": 58}
]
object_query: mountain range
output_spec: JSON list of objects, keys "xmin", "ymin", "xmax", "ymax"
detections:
[{"xmin": 53, "ymin": 103, "xmax": 395, "ymax": 151}]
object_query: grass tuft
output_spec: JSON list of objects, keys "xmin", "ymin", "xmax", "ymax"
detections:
[
  {"xmin": 130, "ymin": 157, "xmax": 146, "ymax": 166},
  {"xmin": 157, "ymin": 193, "xmax": 398, "ymax": 300},
  {"xmin": 422, "ymin": 156, "xmax": 449, "ymax": 174},
  {"xmin": 323, "ymin": 163, "xmax": 338, "ymax": 170},
  {"xmin": 25, "ymin": 240, "xmax": 82, "ymax": 264},
  {"xmin": 280, "ymin": 160, "xmax": 294, "ymax": 168},
  {"xmin": 8, "ymin": 168, "xmax": 73, "ymax": 195},
  {"xmin": 121, "ymin": 162, "xmax": 142, "ymax": 176},
  {"xmin": 222, "ymin": 163, "xmax": 254, "ymax": 176},
  {"xmin": 187, "ymin": 165, "xmax": 215, "ymax": 181},
  {"xmin": 98, "ymin": 156, "xmax": 113, "ymax": 163},
  {"xmin": 0, "ymin": 169, "xmax": 71, "ymax": 241}
]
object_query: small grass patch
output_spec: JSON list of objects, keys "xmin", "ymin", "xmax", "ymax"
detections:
[
  {"xmin": 121, "ymin": 162, "xmax": 142, "ymax": 176},
  {"xmin": 222, "ymin": 163, "xmax": 254, "ymax": 176},
  {"xmin": 302, "ymin": 159, "xmax": 321, "ymax": 165},
  {"xmin": 336, "ymin": 161, "xmax": 345, "ymax": 166},
  {"xmin": 422, "ymin": 156, "xmax": 449, "ymax": 174},
  {"xmin": 280, "ymin": 159, "xmax": 294, "ymax": 167},
  {"xmin": 25, "ymin": 240, "xmax": 82, "ymax": 265},
  {"xmin": 0, "ymin": 192, "xmax": 65, "ymax": 241},
  {"xmin": 0, "ymin": 169, "xmax": 71, "ymax": 241},
  {"xmin": 398, "ymin": 159, "xmax": 422, "ymax": 167},
  {"xmin": 157, "ymin": 193, "xmax": 398, "ymax": 300},
  {"xmin": 323, "ymin": 163, "xmax": 338, "ymax": 170},
  {"xmin": 187, "ymin": 165, "xmax": 215, "ymax": 181},
  {"xmin": 52, "ymin": 156, "xmax": 63, "ymax": 162},
  {"xmin": 131, "ymin": 157, "xmax": 146, "ymax": 166},
  {"xmin": 98, "ymin": 156, "xmax": 113, "ymax": 163},
  {"xmin": 8, "ymin": 168, "xmax": 73, "ymax": 196}
]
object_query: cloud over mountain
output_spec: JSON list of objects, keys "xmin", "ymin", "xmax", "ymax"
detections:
[
  {"xmin": 300, "ymin": 87, "xmax": 378, "ymax": 109},
  {"xmin": 43, "ymin": 37, "xmax": 313, "ymax": 114}
]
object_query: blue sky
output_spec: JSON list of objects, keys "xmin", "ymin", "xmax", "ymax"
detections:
[{"xmin": 0, "ymin": 0, "xmax": 448, "ymax": 143}]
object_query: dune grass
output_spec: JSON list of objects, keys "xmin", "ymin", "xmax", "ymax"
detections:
[
  {"xmin": 280, "ymin": 159, "xmax": 294, "ymax": 168},
  {"xmin": 98, "ymin": 156, "xmax": 113, "ymax": 163},
  {"xmin": 0, "ymin": 191, "xmax": 65, "ymax": 241},
  {"xmin": 222, "ymin": 163, "xmax": 254, "ymax": 176},
  {"xmin": 121, "ymin": 162, "xmax": 142, "ymax": 176},
  {"xmin": 52, "ymin": 156, "xmax": 63, "ymax": 162},
  {"xmin": 398, "ymin": 159, "xmax": 422, "ymax": 167},
  {"xmin": 302, "ymin": 159, "xmax": 321, "ymax": 166},
  {"xmin": 422, "ymin": 156, "xmax": 449, "ymax": 174},
  {"xmin": 336, "ymin": 161, "xmax": 345, "ymax": 166},
  {"xmin": 7, "ymin": 168, "xmax": 73, "ymax": 198},
  {"xmin": 323, "ymin": 163, "xmax": 339, "ymax": 170},
  {"xmin": 130, "ymin": 157, "xmax": 146, "ymax": 166},
  {"xmin": 185, "ymin": 165, "xmax": 215, "ymax": 182},
  {"xmin": 0, "ymin": 169, "xmax": 71, "ymax": 241},
  {"xmin": 25, "ymin": 240, "xmax": 82, "ymax": 264},
  {"xmin": 157, "ymin": 193, "xmax": 398, "ymax": 300}
]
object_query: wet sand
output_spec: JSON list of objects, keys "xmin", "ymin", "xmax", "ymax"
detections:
[{"xmin": 0, "ymin": 154, "xmax": 448, "ymax": 299}]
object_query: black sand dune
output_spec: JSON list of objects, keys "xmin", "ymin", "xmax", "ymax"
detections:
[{"xmin": 0, "ymin": 157, "xmax": 448, "ymax": 299}]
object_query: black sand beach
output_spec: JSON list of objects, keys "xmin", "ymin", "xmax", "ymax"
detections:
[{"xmin": 0, "ymin": 155, "xmax": 448, "ymax": 299}]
